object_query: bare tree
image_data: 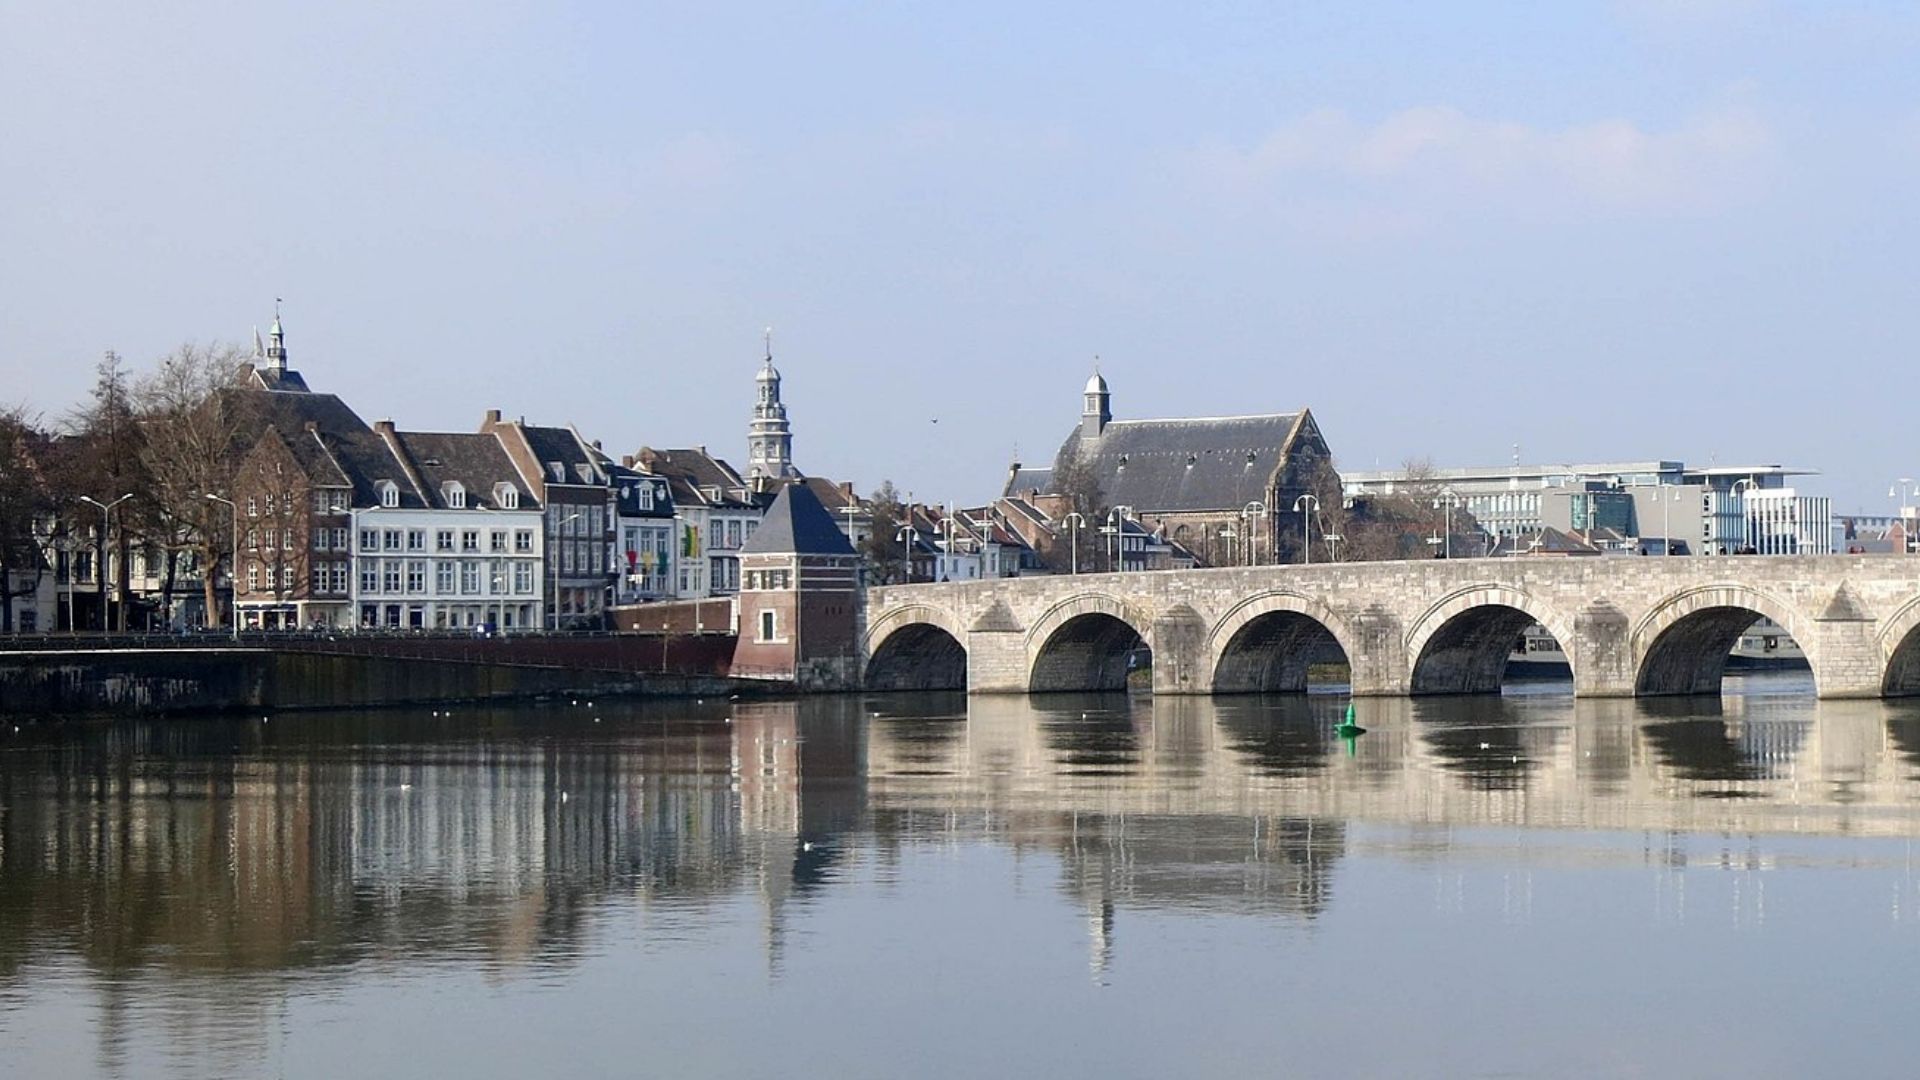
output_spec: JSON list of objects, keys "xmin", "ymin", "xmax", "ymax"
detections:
[
  {"xmin": 859, "ymin": 480, "xmax": 908, "ymax": 585},
  {"xmin": 1049, "ymin": 448, "xmax": 1107, "ymax": 572},
  {"xmin": 135, "ymin": 343, "xmax": 246, "ymax": 628},
  {"xmin": 0, "ymin": 406, "xmax": 52, "ymax": 632},
  {"xmin": 66, "ymin": 352, "xmax": 151, "ymax": 630}
]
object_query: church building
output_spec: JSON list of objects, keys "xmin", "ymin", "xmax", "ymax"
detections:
[{"xmin": 1004, "ymin": 372, "xmax": 1338, "ymax": 567}]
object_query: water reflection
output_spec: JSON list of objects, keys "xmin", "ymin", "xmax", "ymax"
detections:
[{"xmin": 5, "ymin": 680, "xmax": 1920, "ymax": 1074}]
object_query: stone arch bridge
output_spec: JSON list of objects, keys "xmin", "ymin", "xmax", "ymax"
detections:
[{"xmin": 862, "ymin": 556, "xmax": 1920, "ymax": 698}]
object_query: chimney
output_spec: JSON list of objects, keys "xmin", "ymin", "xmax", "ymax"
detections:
[
  {"xmin": 482, "ymin": 408, "xmax": 501, "ymax": 427},
  {"xmin": 840, "ymin": 481, "xmax": 853, "ymax": 499},
  {"xmin": 375, "ymin": 419, "xmax": 396, "ymax": 435},
  {"xmin": 620, "ymin": 454, "xmax": 635, "ymax": 469}
]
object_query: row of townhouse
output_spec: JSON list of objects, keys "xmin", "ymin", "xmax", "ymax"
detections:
[{"xmin": 216, "ymin": 318, "xmax": 792, "ymax": 631}]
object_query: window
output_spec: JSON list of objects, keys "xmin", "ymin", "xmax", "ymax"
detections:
[
  {"xmin": 247, "ymin": 565, "xmax": 259, "ymax": 592},
  {"xmin": 264, "ymin": 493, "xmax": 276, "ymax": 516},
  {"xmin": 246, "ymin": 496, "xmax": 258, "ymax": 517},
  {"xmin": 490, "ymin": 530, "xmax": 507, "ymax": 553},
  {"xmin": 283, "ymin": 530, "xmax": 293, "ymax": 551},
  {"xmin": 407, "ymin": 530, "xmax": 425, "ymax": 551},
  {"xmin": 383, "ymin": 530, "xmax": 402, "ymax": 551},
  {"xmin": 313, "ymin": 530, "xmax": 328, "ymax": 552},
  {"xmin": 380, "ymin": 482, "xmax": 400, "ymax": 508},
  {"xmin": 562, "ymin": 545, "xmax": 575, "ymax": 573},
  {"xmin": 513, "ymin": 562, "xmax": 534, "ymax": 594},
  {"xmin": 489, "ymin": 560, "xmax": 506, "ymax": 594},
  {"xmin": 361, "ymin": 561, "xmax": 380, "ymax": 593},
  {"xmin": 281, "ymin": 566, "xmax": 294, "ymax": 591},
  {"xmin": 726, "ymin": 520, "xmax": 741, "ymax": 548},
  {"xmin": 514, "ymin": 529, "xmax": 533, "ymax": 553},
  {"xmin": 436, "ymin": 529, "xmax": 454, "ymax": 552},
  {"xmin": 460, "ymin": 562, "xmax": 480, "ymax": 594},
  {"xmin": 383, "ymin": 561, "xmax": 402, "ymax": 592},
  {"xmin": 435, "ymin": 562, "xmax": 455, "ymax": 594},
  {"xmin": 263, "ymin": 528, "xmax": 277, "ymax": 551},
  {"xmin": 445, "ymin": 482, "xmax": 466, "ymax": 509},
  {"xmin": 360, "ymin": 529, "xmax": 378, "ymax": 551},
  {"xmin": 497, "ymin": 484, "xmax": 519, "ymax": 509},
  {"xmin": 548, "ymin": 462, "xmax": 565, "ymax": 483},
  {"xmin": 461, "ymin": 530, "xmax": 479, "ymax": 553},
  {"xmin": 758, "ymin": 610, "xmax": 776, "ymax": 642},
  {"xmin": 330, "ymin": 563, "xmax": 348, "ymax": 593},
  {"xmin": 312, "ymin": 491, "xmax": 328, "ymax": 514},
  {"xmin": 406, "ymin": 561, "xmax": 426, "ymax": 593},
  {"xmin": 637, "ymin": 484, "xmax": 653, "ymax": 511}
]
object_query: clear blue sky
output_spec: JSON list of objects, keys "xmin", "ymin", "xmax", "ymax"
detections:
[{"xmin": 3, "ymin": 1, "xmax": 1917, "ymax": 510}]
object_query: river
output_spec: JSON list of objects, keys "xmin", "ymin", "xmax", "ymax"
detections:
[{"xmin": 2, "ymin": 672, "xmax": 1919, "ymax": 1077}]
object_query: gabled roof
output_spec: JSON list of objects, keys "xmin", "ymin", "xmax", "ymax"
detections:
[
  {"xmin": 1051, "ymin": 412, "xmax": 1308, "ymax": 514},
  {"xmin": 389, "ymin": 431, "xmax": 537, "ymax": 511},
  {"xmin": 221, "ymin": 387, "xmax": 408, "ymax": 506},
  {"xmin": 738, "ymin": 483, "xmax": 856, "ymax": 557},
  {"xmin": 637, "ymin": 448, "xmax": 758, "ymax": 510},
  {"xmin": 520, "ymin": 424, "xmax": 604, "ymax": 486}
]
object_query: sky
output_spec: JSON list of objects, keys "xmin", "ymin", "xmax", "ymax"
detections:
[{"xmin": 3, "ymin": 1, "xmax": 1918, "ymax": 511}]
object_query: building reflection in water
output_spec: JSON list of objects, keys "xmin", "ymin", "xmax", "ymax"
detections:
[{"xmin": 3, "ymin": 684, "xmax": 1920, "ymax": 1060}]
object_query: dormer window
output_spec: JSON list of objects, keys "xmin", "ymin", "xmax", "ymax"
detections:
[
  {"xmin": 575, "ymin": 464, "xmax": 595, "ymax": 484},
  {"xmin": 379, "ymin": 481, "xmax": 400, "ymax": 508},
  {"xmin": 638, "ymin": 484, "xmax": 654, "ymax": 511},
  {"xmin": 443, "ymin": 481, "xmax": 466, "ymax": 509},
  {"xmin": 495, "ymin": 483, "xmax": 519, "ymax": 510},
  {"xmin": 548, "ymin": 462, "xmax": 565, "ymax": 483}
]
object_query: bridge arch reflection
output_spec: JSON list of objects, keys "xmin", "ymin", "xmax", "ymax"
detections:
[{"xmin": 863, "ymin": 604, "xmax": 970, "ymax": 692}]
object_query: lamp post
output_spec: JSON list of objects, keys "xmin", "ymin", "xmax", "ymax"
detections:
[
  {"xmin": 1731, "ymin": 477, "xmax": 1759, "ymax": 555},
  {"xmin": 895, "ymin": 524, "xmax": 919, "ymax": 582},
  {"xmin": 938, "ymin": 512, "xmax": 958, "ymax": 581},
  {"xmin": 78, "ymin": 493, "xmax": 132, "ymax": 632},
  {"xmin": 1292, "ymin": 494, "xmax": 1319, "ymax": 565},
  {"xmin": 1432, "ymin": 490, "xmax": 1461, "ymax": 559},
  {"xmin": 1891, "ymin": 479, "xmax": 1920, "ymax": 554},
  {"xmin": 1241, "ymin": 502, "xmax": 1267, "ymax": 566},
  {"xmin": 550, "ymin": 511, "xmax": 581, "ymax": 630},
  {"xmin": 1063, "ymin": 512, "xmax": 1086, "ymax": 575},
  {"xmin": 1106, "ymin": 506, "xmax": 1133, "ymax": 573},
  {"xmin": 1322, "ymin": 532, "xmax": 1343, "ymax": 562},
  {"xmin": 202, "ymin": 493, "xmax": 240, "ymax": 639}
]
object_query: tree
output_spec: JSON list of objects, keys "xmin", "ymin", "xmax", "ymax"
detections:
[
  {"xmin": 1332, "ymin": 457, "xmax": 1488, "ymax": 562},
  {"xmin": 66, "ymin": 352, "xmax": 151, "ymax": 630},
  {"xmin": 0, "ymin": 406, "xmax": 52, "ymax": 632},
  {"xmin": 860, "ymin": 480, "xmax": 908, "ymax": 585},
  {"xmin": 135, "ymin": 342, "xmax": 247, "ymax": 628},
  {"xmin": 1050, "ymin": 447, "xmax": 1107, "ymax": 572}
]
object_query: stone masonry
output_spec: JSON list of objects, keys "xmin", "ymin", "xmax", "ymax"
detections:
[{"xmin": 863, "ymin": 555, "xmax": 1920, "ymax": 698}]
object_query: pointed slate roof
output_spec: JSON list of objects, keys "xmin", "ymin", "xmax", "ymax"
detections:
[{"xmin": 739, "ymin": 483, "xmax": 857, "ymax": 557}]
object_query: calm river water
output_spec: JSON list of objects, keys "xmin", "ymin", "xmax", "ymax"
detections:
[{"xmin": 4, "ymin": 673, "xmax": 1920, "ymax": 1077}]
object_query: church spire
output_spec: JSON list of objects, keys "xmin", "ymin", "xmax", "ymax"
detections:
[{"xmin": 1081, "ymin": 361, "xmax": 1111, "ymax": 440}]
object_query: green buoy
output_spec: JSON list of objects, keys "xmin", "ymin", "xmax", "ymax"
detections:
[{"xmin": 1335, "ymin": 701, "xmax": 1366, "ymax": 739}]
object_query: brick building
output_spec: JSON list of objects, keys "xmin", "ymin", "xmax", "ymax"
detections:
[{"xmin": 731, "ymin": 482, "xmax": 861, "ymax": 689}]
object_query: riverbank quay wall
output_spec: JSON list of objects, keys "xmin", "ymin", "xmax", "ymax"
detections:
[
  {"xmin": 865, "ymin": 555, "xmax": 1920, "ymax": 698},
  {"xmin": 0, "ymin": 633, "xmax": 755, "ymax": 718}
]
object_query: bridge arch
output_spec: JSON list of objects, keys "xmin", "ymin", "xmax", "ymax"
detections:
[
  {"xmin": 1207, "ymin": 591, "xmax": 1357, "ymax": 694},
  {"xmin": 1632, "ymin": 584, "xmax": 1811, "ymax": 696},
  {"xmin": 1404, "ymin": 585, "xmax": 1578, "ymax": 695},
  {"xmin": 1026, "ymin": 593, "xmax": 1154, "ymax": 693},
  {"xmin": 864, "ymin": 604, "xmax": 969, "ymax": 691},
  {"xmin": 1877, "ymin": 595, "xmax": 1920, "ymax": 696}
]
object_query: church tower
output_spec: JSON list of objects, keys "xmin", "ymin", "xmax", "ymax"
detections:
[{"xmin": 747, "ymin": 329, "xmax": 798, "ymax": 489}]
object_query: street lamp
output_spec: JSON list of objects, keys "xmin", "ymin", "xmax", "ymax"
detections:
[
  {"xmin": 1892, "ymin": 479, "xmax": 1920, "ymax": 555},
  {"xmin": 1432, "ymin": 490, "xmax": 1461, "ymax": 560},
  {"xmin": 896, "ymin": 524, "xmax": 919, "ymax": 582},
  {"xmin": 1241, "ymin": 502, "xmax": 1267, "ymax": 566},
  {"xmin": 551, "ymin": 511, "xmax": 581, "ymax": 629},
  {"xmin": 1322, "ymin": 532, "xmax": 1343, "ymax": 562},
  {"xmin": 78, "ymin": 493, "xmax": 133, "ymax": 632},
  {"xmin": 1292, "ymin": 494, "xmax": 1319, "ymax": 565},
  {"xmin": 202, "ymin": 493, "xmax": 240, "ymax": 640},
  {"xmin": 1106, "ymin": 506, "xmax": 1133, "ymax": 573},
  {"xmin": 1731, "ymin": 477, "xmax": 1759, "ymax": 555},
  {"xmin": 937, "ymin": 512, "xmax": 959, "ymax": 581},
  {"xmin": 1062, "ymin": 512, "xmax": 1086, "ymax": 575}
]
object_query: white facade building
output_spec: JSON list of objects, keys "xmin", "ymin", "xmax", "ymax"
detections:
[
  {"xmin": 1745, "ymin": 489, "xmax": 1834, "ymax": 555},
  {"xmin": 350, "ymin": 503, "xmax": 545, "ymax": 630}
]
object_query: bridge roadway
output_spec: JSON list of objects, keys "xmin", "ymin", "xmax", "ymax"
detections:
[{"xmin": 863, "ymin": 554, "xmax": 1920, "ymax": 698}]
